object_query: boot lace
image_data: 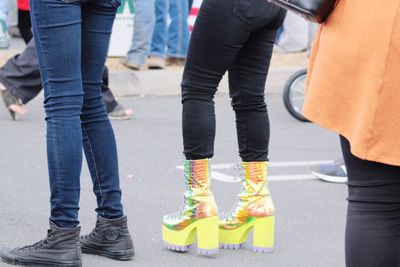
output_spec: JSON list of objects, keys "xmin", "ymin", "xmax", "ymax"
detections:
[
  {"xmin": 232, "ymin": 163, "xmax": 245, "ymax": 182},
  {"xmin": 19, "ymin": 229, "xmax": 55, "ymax": 251},
  {"xmin": 84, "ymin": 221, "xmax": 100, "ymax": 240}
]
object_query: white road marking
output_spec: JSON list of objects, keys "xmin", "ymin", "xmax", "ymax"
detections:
[
  {"xmin": 268, "ymin": 174, "xmax": 317, "ymax": 182},
  {"xmin": 211, "ymin": 172, "xmax": 317, "ymax": 183},
  {"xmin": 212, "ymin": 171, "xmax": 240, "ymax": 183},
  {"xmin": 211, "ymin": 161, "xmax": 332, "ymax": 169},
  {"xmin": 177, "ymin": 160, "xmax": 331, "ymax": 170},
  {"xmin": 176, "ymin": 161, "xmax": 327, "ymax": 183}
]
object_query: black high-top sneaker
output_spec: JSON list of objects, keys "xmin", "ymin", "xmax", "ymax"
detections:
[
  {"xmin": 0, "ymin": 221, "xmax": 82, "ymax": 266},
  {"xmin": 80, "ymin": 216, "xmax": 134, "ymax": 261}
]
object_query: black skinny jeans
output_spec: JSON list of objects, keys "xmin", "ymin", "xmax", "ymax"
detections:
[
  {"xmin": 341, "ymin": 136, "xmax": 400, "ymax": 267},
  {"xmin": 181, "ymin": 0, "xmax": 285, "ymax": 161}
]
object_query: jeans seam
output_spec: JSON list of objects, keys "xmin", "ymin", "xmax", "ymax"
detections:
[
  {"xmin": 82, "ymin": 126, "xmax": 105, "ymax": 217},
  {"xmin": 31, "ymin": 8, "xmax": 64, "ymax": 221}
]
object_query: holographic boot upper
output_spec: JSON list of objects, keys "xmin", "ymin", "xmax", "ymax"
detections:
[
  {"xmin": 162, "ymin": 159, "xmax": 219, "ymax": 255},
  {"xmin": 219, "ymin": 161, "xmax": 275, "ymax": 253}
]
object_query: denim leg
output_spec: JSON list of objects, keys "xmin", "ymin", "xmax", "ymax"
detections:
[
  {"xmin": 0, "ymin": 1, "xmax": 9, "ymax": 47},
  {"xmin": 228, "ymin": 27, "xmax": 278, "ymax": 162},
  {"xmin": 188, "ymin": 0, "xmax": 193, "ymax": 11},
  {"xmin": 30, "ymin": 0, "xmax": 83, "ymax": 228},
  {"xmin": 0, "ymin": 1, "xmax": 8, "ymax": 22},
  {"xmin": 126, "ymin": 0, "xmax": 156, "ymax": 66},
  {"xmin": 150, "ymin": 0, "xmax": 168, "ymax": 57},
  {"xmin": 81, "ymin": 1, "xmax": 123, "ymax": 219},
  {"xmin": 167, "ymin": 0, "xmax": 189, "ymax": 58}
]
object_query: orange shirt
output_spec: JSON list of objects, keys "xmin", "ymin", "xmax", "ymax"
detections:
[{"xmin": 304, "ymin": 0, "xmax": 400, "ymax": 166}]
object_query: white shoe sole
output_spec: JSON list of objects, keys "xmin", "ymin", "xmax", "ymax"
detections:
[{"xmin": 311, "ymin": 171, "xmax": 347, "ymax": 183}]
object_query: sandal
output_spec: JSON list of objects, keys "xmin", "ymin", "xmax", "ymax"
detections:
[
  {"xmin": 107, "ymin": 103, "xmax": 133, "ymax": 120},
  {"xmin": 1, "ymin": 90, "xmax": 25, "ymax": 120}
]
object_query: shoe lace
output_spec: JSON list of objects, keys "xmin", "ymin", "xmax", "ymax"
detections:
[
  {"xmin": 219, "ymin": 163, "xmax": 246, "ymax": 220},
  {"xmin": 222, "ymin": 163, "xmax": 266, "ymax": 220},
  {"xmin": 85, "ymin": 221, "xmax": 100, "ymax": 240},
  {"xmin": 19, "ymin": 229, "xmax": 54, "ymax": 251},
  {"xmin": 231, "ymin": 163, "xmax": 245, "ymax": 182}
]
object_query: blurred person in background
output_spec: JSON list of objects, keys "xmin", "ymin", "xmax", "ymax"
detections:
[
  {"xmin": 1, "ymin": 0, "xmax": 132, "ymax": 120},
  {"xmin": 188, "ymin": 0, "xmax": 193, "ymax": 11},
  {"xmin": 275, "ymin": 12, "xmax": 317, "ymax": 53},
  {"xmin": 17, "ymin": 0, "xmax": 32, "ymax": 44},
  {"xmin": 304, "ymin": 0, "xmax": 400, "ymax": 266},
  {"xmin": 147, "ymin": 0, "xmax": 189, "ymax": 69},
  {"xmin": 0, "ymin": 40, "xmax": 132, "ymax": 120},
  {"xmin": 121, "ymin": 0, "xmax": 156, "ymax": 70},
  {"xmin": 311, "ymin": 159, "xmax": 347, "ymax": 184},
  {"xmin": 0, "ymin": 0, "xmax": 10, "ymax": 49}
]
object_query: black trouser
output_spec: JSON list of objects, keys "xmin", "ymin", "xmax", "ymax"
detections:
[
  {"xmin": 181, "ymin": 0, "xmax": 286, "ymax": 161},
  {"xmin": 17, "ymin": 9, "xmax": 32, "ymax": 44},
  {"xmin": 0, "ymin": 39, "xmax": 118, "ymax": 112},
  {"xmin": 341, "ymin": 136, "xmax": 400, "ymax": 267},
  {"xmin": 101, "ymin": 66, "xmax": 118, "ymax": 113}
]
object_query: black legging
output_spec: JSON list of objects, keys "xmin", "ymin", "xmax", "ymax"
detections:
[
  {"xmin": 181, "ymin": 0, "xmax": 285, "ymax": 161},
  {"xmin": 341, "ymin": 136, "xmax": 400, "ymax": 267}
]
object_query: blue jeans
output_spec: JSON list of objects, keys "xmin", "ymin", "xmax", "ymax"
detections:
[
  {"xmin": 150, "ymin": 0, "xmax": 189, "ymax": 59},
  {"xmin": 188, "ymin": 0, "xmax": 193, "ymax": 11},
  {"xmin": 30, "ymin": 0, "xmax": 124, "ymax": 228},
  {"xmin": 0, "ymin": 1, "xmax": 7, "ymax": 21},
  {"xmin": 0, "ymin": 1, "xmax": 8, "ymax": 35},
  {"xmin": 126, "ymin": 0, "xmax": 156, "ymax": 66}
]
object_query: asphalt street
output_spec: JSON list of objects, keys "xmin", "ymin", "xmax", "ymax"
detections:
[{"xmin": 0, "ymin": 93, "xmax": 346, "ymax": 267}]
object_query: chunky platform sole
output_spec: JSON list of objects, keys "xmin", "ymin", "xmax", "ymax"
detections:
[
  {"xmin": 81, "ymin": 246, "xmax": 134, "ymax": 261},
  {"xmin": 162, "ymin": 216, "xmax": 219, "ymax": 255},
  {"xmin": 0, "ymin": 248, "xmax": 82, "ymax": 267},
  {"xmin": 219, "ymin": 216, "xmax": 274, "ymax": 253}
]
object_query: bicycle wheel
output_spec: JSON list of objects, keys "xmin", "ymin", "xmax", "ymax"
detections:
[{"xmin": 283, "ymin": 68, "xmax": 310, "ymax": 122}]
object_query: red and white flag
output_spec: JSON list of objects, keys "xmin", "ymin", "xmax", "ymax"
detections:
[{"xmin": 188, "ymin": 0, "xmax": 202, "ymax": 32}]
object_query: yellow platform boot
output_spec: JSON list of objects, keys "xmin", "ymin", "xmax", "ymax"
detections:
[
  {"xmin": 219, "ymin": 161, "xmax": 274, "ymax": 253},
  {"xmin": 162, "ymin": 159, "xmax": 219, "ymax": 255}
]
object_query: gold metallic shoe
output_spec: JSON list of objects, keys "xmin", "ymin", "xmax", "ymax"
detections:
[
  {"xmin": 219, "ymin": 161, "xmax": 274, "ymax": 253},
  {"xmin": 162, "ymin": 159, "xmax": 219, "ymax": 255}
]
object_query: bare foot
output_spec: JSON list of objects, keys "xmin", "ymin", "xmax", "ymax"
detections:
[
  {"xmin": 0, "ymin": 83, "xmax": 6, "ymax": 91},
  {"xmin": 8, "ymin": 104, "xmax": 28, "ymax": 115},
  {"xmin": 124, "ymin": 108, "xmax": 133, "ymax": 117}
]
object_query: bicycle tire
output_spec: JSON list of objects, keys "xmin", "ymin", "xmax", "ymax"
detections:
[{"xmin": 283, "ymin": 68, "xmax": 310, "ymax": 122}]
